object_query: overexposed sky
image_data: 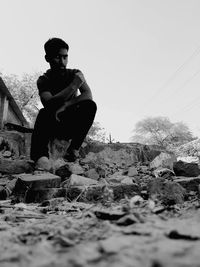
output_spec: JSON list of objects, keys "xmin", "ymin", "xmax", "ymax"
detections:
[{"xmin": 1, "ymin": 0, "xmax": 200, "ymax": 142}]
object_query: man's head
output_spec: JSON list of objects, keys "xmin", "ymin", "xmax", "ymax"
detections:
[{"xmin": 44, "ymin": 38, "xmax": 69, "ymax": 71}]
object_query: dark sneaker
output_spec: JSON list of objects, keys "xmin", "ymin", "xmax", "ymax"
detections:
[{"xmin": 64, "ymin": 149, "xmax": 79, "ymax": 162}]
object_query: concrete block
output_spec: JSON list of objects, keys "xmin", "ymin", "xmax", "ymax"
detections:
[{"xmin": 14, "ymin": 173, "xmax": 61, "ymax": 191}]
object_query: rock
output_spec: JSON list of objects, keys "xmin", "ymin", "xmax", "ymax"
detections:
[
  {"xmin": 153, "ymin": 167, "xmax": 175, "ymax": 180},
  {"xmin": 139, "ymin": 165, "xmax": 149, "ymax": 173},
  {"xmin": 127, "ymin": 166, "xmax": 138, "ymax": 177},
  {"xmin": 121, "ymin": 177, "xmax": 133, "ymax": 185},
  {"xmin": 13, "ymin": 173, "xmax": 61, "ymax": 201},
  {"xmin": 0, "ymin": 159, "xmax": 34, "ymax": 174},
  {"xmin": 68, "ymin": 174, "xmax": 98, "ymax": 186},
  {"xmin": 108, "ymin": 171, "xmax": 128, "ymax": 183},
  {"xmin": 94, "ymin": 209, "xmax": 126, "ymax": 220},
  {"xmin": 148, "ymin": 178, "xmax": 186, "ymax": 205},
  {"xmin": 84, "ymin": 168, "xmax": 99, "ymax": 180},
  {"xmin": 116, "ymin": 214, "xmax": 141, "ymax": 225},
  {"xmin": 150, "ymin": 152, "xmax": 176, "ymax": 170},
  {"xmin": 175, "ymin": 177, "xmax": 200, "ymax": 193},
  {"xmin": 173, "ymin": 161, "xmax": 200, "ymax": 177},
  {"xmin": 55, "ymin": 162, "xmax": 84, "ymax": 180}
]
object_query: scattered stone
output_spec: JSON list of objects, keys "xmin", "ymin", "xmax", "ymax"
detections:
[
  {"xmin": 116, "ymin": 214, "xmax": 141, "ymax": 226},
  {"xmin": 68, "ymin": 174, "xmax": 98, "ymax": 187},
  {"xmin": 173, "ymin": 161, "xmax": 200, "ymax": 177},
  {"xmin": 148, "ymin": 178, "xmax": 186, "ymax": 205},
  {"xmin": 121, "ymin": 177, "xmax": 134, "ymax": 185},
  {"xmin": 94, "ymin": 209, "xmax": 126, "ymax": 220},
  {"xmin": 150, "ymin": 152, "xmax": 176, "ymax": 170},
  {"xmin": 55, "ymin": 162, "xmax": 84, "ymax": 180},
  {"xmin": 127, "ymin": 166, "xmax": 138, "ymax": 177},
  {"xmin": 129, "ymin": 195, "xmax": 144, "ymax": 206},
  {"xmin": 84, "ymin": 168, "xmax": 99, "ymax": 180},
  {"xmin": 0, "ymin": 159, "xmax": 33, "ymax": 174},
  {"xmin": 153, "ymin": 167, "xmax": 175, "ymax": 180}
]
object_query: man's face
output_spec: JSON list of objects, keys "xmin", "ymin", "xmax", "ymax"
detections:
[{"xmin": 48, "ymin": 48, "xmax": 68, "ymax": 71}]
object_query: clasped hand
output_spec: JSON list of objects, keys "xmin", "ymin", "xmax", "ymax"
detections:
[{"xmin": 55, "ymin": 71, "xmax": 85, "ymax": 121}]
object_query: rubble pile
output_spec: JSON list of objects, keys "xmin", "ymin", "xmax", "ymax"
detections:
[
  {"xmin": 0, "ymin": 142, "xmax": 199, "ymax": 206},
  {"xmin": 0, "ymin": 141, "xmax": 200, "ymax": 266}
]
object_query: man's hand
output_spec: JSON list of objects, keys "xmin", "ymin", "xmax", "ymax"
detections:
[
  {"xmin": 73, "ymin": 71, "xmax": 86, "ymax": 88},
  {"xmin": 55, "ymin": 102, "xmax": 70, "ymax": 121}
]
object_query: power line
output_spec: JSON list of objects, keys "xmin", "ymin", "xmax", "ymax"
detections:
[
  {"xmin": 164, "ymin": 68, "xmax": 200, "ymax": 102},
  {"xmin": 143, "ymin": 45, "xmax": 200, "ymax": 106}
]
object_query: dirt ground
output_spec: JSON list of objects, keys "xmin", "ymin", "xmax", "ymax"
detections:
[{"xmin": 0, "ymin": 196, "xmax": 200, "ymax": 267}]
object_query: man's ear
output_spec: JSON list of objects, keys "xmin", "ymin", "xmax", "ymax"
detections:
[{"xmin": 45, "ymin": 55, "xmax": 50, "ymax": 62}]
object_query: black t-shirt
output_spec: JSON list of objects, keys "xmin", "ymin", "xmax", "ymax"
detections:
[{"xmin": 37, "ymin": 68, "xmax": 80, "ymax": 99}]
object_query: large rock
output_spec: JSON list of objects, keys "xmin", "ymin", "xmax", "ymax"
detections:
[
  {"xmin": 173, "ymin": 161, "xmax": 200, "ymax": 177},
  {"xmin": 0, "ymin": 159, "xmax": 33, "ymax": 174},
  {"xmin": 150, "ymin": 152, "xmax": 176, "ymax": 170},
  {"xmin": 14, "ymin": 173, "xmax": 61, "ymax": 189},
  {"xmin": 13, "ymin": 173, "xmax": 61, "ymax": 202},
  {"xmin": 148, "ymin": 178, "xmax": 186, "ymax": 205}
]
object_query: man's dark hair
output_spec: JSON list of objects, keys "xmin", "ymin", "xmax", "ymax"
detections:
[{"xmin": 44, "ymin": 38, "xmax": 69, "ymax": 56}]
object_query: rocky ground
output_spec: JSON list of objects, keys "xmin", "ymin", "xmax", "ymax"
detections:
[{"xmin": 0, "ymin": 141, "xmax": 200, "ymax": 267}]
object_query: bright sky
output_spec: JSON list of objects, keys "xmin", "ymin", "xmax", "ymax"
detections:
[{"xmin": 1, "ymin": 0, "xmax": 200, "ymax": 142}]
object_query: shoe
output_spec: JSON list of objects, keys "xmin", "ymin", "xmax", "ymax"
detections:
[
  {"xmin": 64, "ymin": 149, "xmax": 79, "ymax": 162},
  {"xmin": 35, "ymin": 156, "xmax": 51, "ymax": 172}
]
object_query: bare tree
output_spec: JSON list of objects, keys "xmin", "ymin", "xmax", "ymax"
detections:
[{"xmin": 132, "ymin": 116, "xmax": 195, "ymax": 149}]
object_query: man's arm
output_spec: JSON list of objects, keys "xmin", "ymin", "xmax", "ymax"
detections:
[
  {"xmin": 39, "ymin": 72, "xmax": 84, "ymax": 110},
  {"xmin": 55, "ymin": 76, "xmax": 93, "ymax": 121}
]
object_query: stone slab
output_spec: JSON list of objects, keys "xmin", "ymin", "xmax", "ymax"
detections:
[{"xmin": 14, "ymin": 173, "xmax": 61, "ymax": 191}]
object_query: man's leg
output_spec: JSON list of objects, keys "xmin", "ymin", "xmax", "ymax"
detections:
[
  {"xmin": 59, "ymin": 100, "xmax": 97, "ymax": 161},
  {"xmin": 69, "ymin": 100, "xmax": 97, "ymax": 149},
  {"xmin": 30, "ymin": 108, "xmax": 58, "ymax": 162}
]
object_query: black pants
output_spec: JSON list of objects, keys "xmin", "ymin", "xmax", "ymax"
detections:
[{"xmin": 30, "ymin": 100, "xmax": 97, "ymax": 161}]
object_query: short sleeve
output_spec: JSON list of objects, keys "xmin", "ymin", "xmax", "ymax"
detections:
[{"xmin": 37, "ymin": 75, "xmax": 50, "ymax": 95}]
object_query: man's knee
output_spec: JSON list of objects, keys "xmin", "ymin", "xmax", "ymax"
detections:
[{"xmin": 79, "ymin": 100, "xmax": 97, "ymax": 114}]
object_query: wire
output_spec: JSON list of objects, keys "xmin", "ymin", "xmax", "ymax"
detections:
[
  {"xmin": 164, "ymin": 68, "xmax": 200, "ymax": 101},
  {"xmin": 143, "ymin": 45, "xmax": 200, "ymax": 106}
]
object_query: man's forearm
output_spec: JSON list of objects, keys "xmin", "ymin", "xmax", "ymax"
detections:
[
  {"xmin": 45, "ymin": 83, "xmax": 77, "ymax": 110},
  {"xmin": 64, "ymin": 91, "xmax": 93, "ymax": 107}
]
